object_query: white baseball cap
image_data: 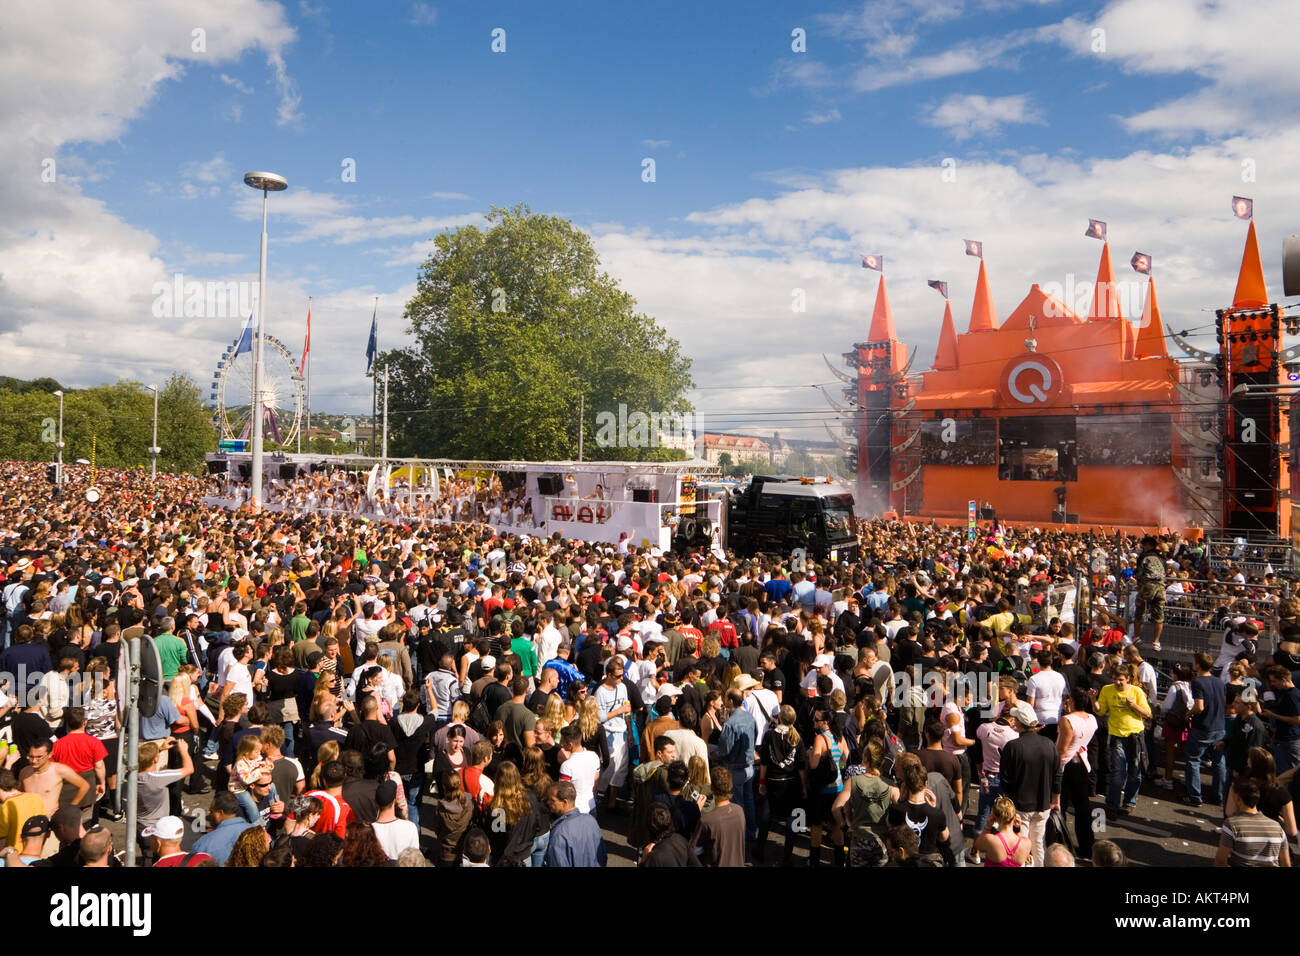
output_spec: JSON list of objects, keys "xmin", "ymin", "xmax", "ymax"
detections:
[{"xmin": 142, "ymin": 815, "xmax": 185, "ymax": 841}]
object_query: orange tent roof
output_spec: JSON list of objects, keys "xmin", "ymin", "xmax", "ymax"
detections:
[
  {"xmin": 1135, "ymin": 277, "xmax": 1168, "ymax": 359},
  {"xmin": 933, "ymin": 300, "xmax": 958, "ymax": 369},
  {"xmin": 1001, "ymin": 283, "xmax": 1083, "ymax": 330},
  {"xmin": 1233, "ymin": 220, "xmax": 1269, "ymax": 309},
  {"xmin": 1089, "ymin": 242, "xmax": 1124, "ymax": 322},
  {"xmin": 968, "ymin": 259, "xmax": 998, "ymax": 333},
  {"xmin": 868, "ymin": 275, "xmax": 898, "ymax": 342}
]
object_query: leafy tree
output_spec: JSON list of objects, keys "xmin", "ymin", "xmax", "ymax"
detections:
[
  {"xmin": 385, "ymin": 204, "xmax": 693, "ymax": 461},
  {"xmin": 0, "ymin": 374, "xmax": 214, "ymax": 474},
  {"xmin": 716, "ymin": 452, "xmax": 733, "ymax": 473}
]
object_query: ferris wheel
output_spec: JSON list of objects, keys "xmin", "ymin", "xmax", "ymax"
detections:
[{"xmin": 209, "ymin": 332, "xmax": 304, "ymax": 449}]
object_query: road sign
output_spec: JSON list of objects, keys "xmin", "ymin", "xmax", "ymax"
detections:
[{"xmin": 218, "ymin": 439, "xmax": 247, "ymax": 453}]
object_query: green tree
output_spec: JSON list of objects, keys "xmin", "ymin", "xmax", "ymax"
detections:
[
  {"xmin": 386, "ymin": 204, "xmax": 693, "ymax": 461},
  {"xmin": 716, "ymin": 452, "xmax": 733, "ymax": 473},
  {"xmin": 0, "ymin": 374, "xmax": 214, "ymax": 474}
]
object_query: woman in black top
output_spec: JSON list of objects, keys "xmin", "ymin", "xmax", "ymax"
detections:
[
  {"xmin": 266, "ymin": 645, "xmax": 302, "ymax": 757},
  {"xmin": 756, "ymin": 705, "xmax": 808, "ymax": 866}
]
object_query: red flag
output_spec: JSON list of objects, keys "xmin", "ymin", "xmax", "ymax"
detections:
[{"xmin": 300, "ymin": 301, "xmax": 311, "ymax": 375}]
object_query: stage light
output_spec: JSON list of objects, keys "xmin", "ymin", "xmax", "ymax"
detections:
[
  {"xmin": 1287, "ymin": 362, "xmax": 1300, "ymax": 382},
  {"xmin": 1199, "ymin": 371, "xmax": 1213, "ymax": 388}
]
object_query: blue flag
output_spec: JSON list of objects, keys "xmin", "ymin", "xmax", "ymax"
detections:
[
  {"xmin": 365, "ymin": 305, "xmax": 377, "ymax": 373},
  {"xmin": 234, "ymin": 311, "xmax": 254, "ymax": 357}
]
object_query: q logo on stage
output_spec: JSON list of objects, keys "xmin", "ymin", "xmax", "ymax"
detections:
[{"xmin": 1000, "ymin": 353, "xmax": 1064, "ymax": 406}]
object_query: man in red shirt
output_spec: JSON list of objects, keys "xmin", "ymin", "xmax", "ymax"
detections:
[
  {"xmin": 148, "ymin": 816, "xmax": 212, "ymax": 867},
  {"xmin": 49, "ymin": 707, "xmax": 106, "ymax": 819},
  {"xmin": 305, "ymin": 759, "xmax": 354, "ymax": 838},
  {"xmin": 461, "ymin": 740, "xmax": 495, "ymax": 812},
  {"xmin": 708, "ymin": 614, "xmax": 739, "ymax": 653}
]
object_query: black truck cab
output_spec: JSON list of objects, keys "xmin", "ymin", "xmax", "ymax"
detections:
[{"xmin": 726, "ymin": 475, "xmax": 859, "ymax": 562}]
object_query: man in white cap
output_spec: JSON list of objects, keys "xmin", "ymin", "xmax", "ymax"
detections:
[
  {"xmin": 147, "ymin": 815, "xmax": 211, "ymax": 867},
  {"xmin": 800, "ymin": 654, "xmax": 844, "ymax": 697}
]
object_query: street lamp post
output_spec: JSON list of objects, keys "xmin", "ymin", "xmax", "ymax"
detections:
[
  {"xmin": 52, "ymin": 389, "xmax": 64, "ymax": 496},
  {"xmin": 146, "ymin": 384, "xmax": 160, "ymax": 479},
  {"xmin": 242, "ymin": 171, "xmax": 288, "ymax": 507}
]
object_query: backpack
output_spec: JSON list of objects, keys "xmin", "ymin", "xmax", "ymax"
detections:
[
  {"xmin": 1165, "ymin": 685, "xmax": 1189, "ymax": 731},
  {"xmin": 467, "ymin": 700, "xmax": 492, "ymax": 735}
]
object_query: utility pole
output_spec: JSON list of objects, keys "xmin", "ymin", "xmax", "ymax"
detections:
[
  {"xmin": 382, "ymin": 362, "xmax": 389, "ymax": 465},
  {"xmin": 578, "ymin": 392, "xmax": 584, "ymax": 462}
]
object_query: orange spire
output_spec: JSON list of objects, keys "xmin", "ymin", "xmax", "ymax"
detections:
[
  {"xmin": 1089, "ymin": 242, "xmax": 1124, "ymax": 321},
  {"xmin": 967, "ymin": 259, "xmax": 998, "ymax": 332},
  {"xmin": 933, "ymin": 300, "xmax": 958, "ymax": 370},
  {"xmin": 1233, "ymin": 219, "xmax": 1269, "ymax": 309},
  {"xmin": 868, "ymin": 275, "xmax": 897, "ymax": 342},
  {"xmin": 1135, "ymin": 277, "xmax": 1168, "ymax": 358}
]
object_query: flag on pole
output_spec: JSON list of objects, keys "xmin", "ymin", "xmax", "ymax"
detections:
[
  {"xmin": 1130, "ymin": 252, "xmax": 1152, "ymax": 275},
  {"xmin": 963, "ymin": 239, "xmax": 983, "ymax": 258},
  {"xmin": 1231, "ymin": 196, "xmax": 1253, "ymax": 220},
  {"xmin": 1085, "ymin": 218, "xmax": 1107, "ymax": 240},
  {"xmin": 365, "ymin": 303, "xmax": 378, "ymax": 374},
  {"xmin": 300, "ymin": 301, "xmax": 311, "ymax": 375},
  {"xmin": 927, "ymin": 279, "xmax": 949, "ymax": 298},
  {"xmin": 233, "ymin": 311, "xmax": 254, "ymax": 357},
  {"xmin": 860, "ymin": 254, "xmax": 883, "ymax": 271}
]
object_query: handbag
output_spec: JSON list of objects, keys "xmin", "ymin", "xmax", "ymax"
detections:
[{"xmin": 267, "ymin": 695, "xmax": 300, "ymax": 723}]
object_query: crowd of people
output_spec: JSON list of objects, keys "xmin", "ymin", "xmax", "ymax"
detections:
[{"xmin": 0, "ymin": 459, "xmax": 1298, "ymax": 869}]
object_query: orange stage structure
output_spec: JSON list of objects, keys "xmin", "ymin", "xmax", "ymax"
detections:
[{"xmin": 839, "ymin": 221, "xmax": 1289, "ymax": 535}]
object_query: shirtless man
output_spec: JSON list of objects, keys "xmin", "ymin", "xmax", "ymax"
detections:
[{"xmin": 19, "ymin": 741, "xmax": 89, "ymax": 817}]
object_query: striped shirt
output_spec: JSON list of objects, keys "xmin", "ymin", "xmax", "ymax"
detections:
[{"xmin": 1219, "ymin": 812, "xmax": 1286, "ymax": 866}]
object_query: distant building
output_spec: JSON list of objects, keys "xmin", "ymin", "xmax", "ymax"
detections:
[{"xmin": 696, "ymin": 433, "xmax": 771, "ymax": 466}]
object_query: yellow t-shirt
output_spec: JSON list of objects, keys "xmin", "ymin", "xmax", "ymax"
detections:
[
  {"xmin": 0, "ymin": 792, "xmax": 45, "ymax": 849},
  {"xmin": 1097, "ymin": 684, "xmax": 1149, "ymax": 738}
]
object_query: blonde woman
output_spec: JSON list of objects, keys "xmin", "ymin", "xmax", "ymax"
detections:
[
  {"xmin": 684, "ymin": 755, "xmax": 715, "ymax": 815},
  {"xmin": 309, "ymin": 740, "xmax": 340, "ymax": 790},
  {"xmin": 972, "ymin": 795, "xmax": 1031, "ymax": 867},
  {"xmin": 541, "ymin": 695, "xmax": 567, "ymax": 739},
  {"xmin": 577, "ymin": 697, "xmax": 611, "ymax": 771},
  {"xmin": 488, "ymin": 761, "xmax": 547, "ymax": 866}
]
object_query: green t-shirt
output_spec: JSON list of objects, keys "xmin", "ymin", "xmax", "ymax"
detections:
[
  {"xmin": 290, "ymin": 614, "xmax": 311, "ymax": 643},
  {"xmin": 510, "ymin": 636, "xmax": 538, "ymax": 677},
  {"xmin": 154, "ymin": 632, "xmax": 189, "ymax": 682}
]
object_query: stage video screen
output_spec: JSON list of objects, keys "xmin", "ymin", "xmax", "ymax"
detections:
[
  {"xmin": 998, "ymin": 415, "xmax": 1077, "ymax": 481},
  {"xmin": 1077, "ymin": 414, "xmax": 1171, "ymax": 466},
  {"xmin": 918, "ymin": 418, "xmax": 996, "ymax": 466}
]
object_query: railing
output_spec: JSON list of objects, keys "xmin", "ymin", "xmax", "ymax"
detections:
[{"xmin": 1088, "ymin": 577, "xmax": 1285, "ymax": 662}]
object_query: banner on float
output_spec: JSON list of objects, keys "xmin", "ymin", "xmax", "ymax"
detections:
[{"xmin": 968, "ymin": 500, "xmax": 977, "ymax": 540}]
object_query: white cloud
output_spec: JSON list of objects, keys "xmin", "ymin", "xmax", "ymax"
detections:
[
  {"xmin": 642, "ymin": 139, "xmax": 672, "ymax": 149},
  {"xmin": 1039, "ymin": 1, "xmax": 1300, "ymax": 135},
  {"xmin": 267, "ymin": 50, "xmax": 302, "ymax": 127},
  {"xmin": 755, "ymin": 59, "xmax": 835, "ymax": 95},
  {"xmin": 182, "ymin": 153, "xmax": 234, "ymax": 184},
  {"xmin": 409, "ymin": 3, "xmax": 438, "ymax": 25},
  {"xmin": 924, "ymin": 93, "xmax": 1044, "ymax": 140},
  {"xmin": 0, "ymin": 0, "xmax": 302, "ymax": 396},
  {"xmin": 588, "ymin": 130, "xmax": 1300, "ymax": 421},
  {"xmin": 805, "ymin": 108, "xmax": 842, "ymax": 125},
  {"xmin": 219, "ymin": 73, "xmax": 253, "ymax": 94},
  {"xmin": 232, "ymin": 189, "xmax": 485, "ymax": 246},
  {"xmin": 432, "ymin": 191, "xmax": 472, "ymax": 200}
]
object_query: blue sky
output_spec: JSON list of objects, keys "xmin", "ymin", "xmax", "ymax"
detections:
[{"xmin": 3, "ymin": 0, "xmax": 1298, "ymax": 441}]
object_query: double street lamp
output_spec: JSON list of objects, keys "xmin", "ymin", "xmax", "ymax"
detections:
[{"xmin": 243, "ymin": 170, "xmax": 289, "ymax": 507}]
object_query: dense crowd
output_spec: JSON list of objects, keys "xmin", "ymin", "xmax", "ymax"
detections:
[{"xmin": 1, "ymin": 459, "xmax": 1298, "ymax": 869}]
